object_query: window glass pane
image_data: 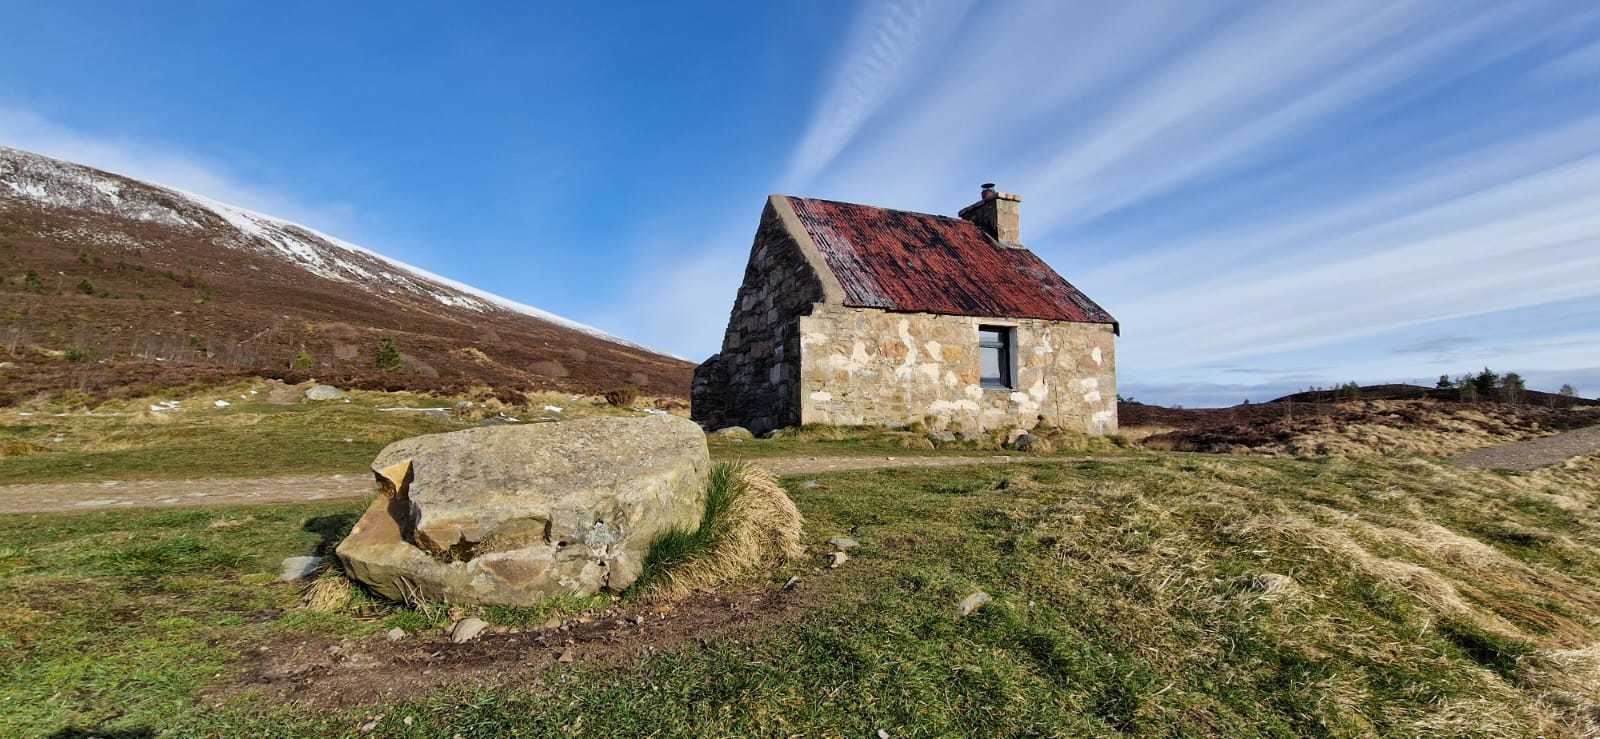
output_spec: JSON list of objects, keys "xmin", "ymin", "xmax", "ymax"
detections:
[
  {"xmin": 979, "ymin": 328, "xmax": 1002, "ymax": 346},
  {"xmin": 980, "ymin": 346, "xmax": 1001, "ymax": 381}
]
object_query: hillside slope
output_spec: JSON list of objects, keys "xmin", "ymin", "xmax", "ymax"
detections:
[
  {"xmin": 1125, "ymin": 397, "xmax": 1600, "ymax": 457},
  {"xmin": 0, "ymin": 146, "xmax": 691, "ymax": 404}
]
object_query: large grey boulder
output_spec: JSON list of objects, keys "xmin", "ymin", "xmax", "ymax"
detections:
[
  {"xmin": 304, "ymin": 384, "xmax": 346, "ymax": 401},
  {"xmin": 337, "ymin": 415, "xmax": 708, "ymax": 605}
]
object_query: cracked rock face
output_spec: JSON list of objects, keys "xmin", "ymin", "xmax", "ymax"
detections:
[{"xmin": 336, "ymin": 415, "xmax": 709, "ymax": 605}]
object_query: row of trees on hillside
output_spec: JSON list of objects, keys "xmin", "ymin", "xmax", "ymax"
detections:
[{"xmin": 1435, "ymin": 368, "xmax": 1579, "ymax": 403}]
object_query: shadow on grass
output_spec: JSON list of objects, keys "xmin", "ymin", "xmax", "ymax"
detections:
[
  {"xmin": 49, "ymin": 728, "xmax": 157, "ymax": 738},
  {"xmin": 303, "ymin": 513, "xmax": 359, "ymax": 556}
]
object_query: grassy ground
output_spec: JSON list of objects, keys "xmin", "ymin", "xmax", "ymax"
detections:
[
  {"xmin": 706, "ymin": 423, "xmax": 1133, "ymax": 461},
  {"xmin": 0, "ymin": 383, "xmax": 646, "ymax": 485},
  {"xmin": 0, "ymin": 385, "xmax": 1122, "ymax": 486},
  {"xmin": 4, "ymin": 452, "xmax": 1598, "ymax": 736}
]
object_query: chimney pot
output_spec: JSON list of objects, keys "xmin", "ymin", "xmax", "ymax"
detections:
[{"xmin": 960, "ymin": 182, "xmax": 1022, "ymax": 244}]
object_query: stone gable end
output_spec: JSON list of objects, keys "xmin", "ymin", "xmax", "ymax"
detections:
[{"xmin": 691, "ymin": 198, "xmax": 827, "ymax": 433}]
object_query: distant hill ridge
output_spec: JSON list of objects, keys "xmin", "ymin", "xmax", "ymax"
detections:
[
  {"xmin": 1271, "ymin": 383, "xmax": 1598, "ymax": 408},
  {"xmin": 0, "ymin": 146, "xmax": 692, "ymax": 403}
]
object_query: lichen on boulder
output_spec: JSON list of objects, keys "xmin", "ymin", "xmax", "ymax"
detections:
[{"xmin": 336, "ymin": 415, "xmax": 709, "ymax": 605}]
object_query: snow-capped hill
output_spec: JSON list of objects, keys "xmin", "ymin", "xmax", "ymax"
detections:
[
  {"xmin": 0, "ymin": 146, "xmax": 691, "ymax": 402},
  {"xmin": 0, "ymin": 145, "xmax": 644, "ymax": 350}
]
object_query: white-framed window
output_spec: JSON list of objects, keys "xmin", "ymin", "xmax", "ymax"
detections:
[{"xmin": 978, "ymin": 325, "xmax": 1015, "ymax": 389}]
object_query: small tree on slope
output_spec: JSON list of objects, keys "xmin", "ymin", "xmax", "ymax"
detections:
[{"xmin": 375, "ymin": 337, "xmax": 403, "ymax": 372}]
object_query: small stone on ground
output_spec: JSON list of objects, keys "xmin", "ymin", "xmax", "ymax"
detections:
[
  {"xmin": 1009, "ymin": 432, "xmax": 1039, "ymax": 452},
  {"xmin": 958, "ymin": 590, "xmax": 991, "ymax": 617},
  {"xmin": 450, "ymin": 617, "xmax": 489, "ymax": 644},
  {"xmin": 828, "ymin": 536, "xmax": 859, "ymax": 552},
  {"xmin": 278, "ymin": 555, "xmax": 324, "ymax": 582},
  {"xmin": 829, "ymin": 551, "xmax": 848, "ymax": 569},
  {"xmin": 385, "ymin": 627, "xmax": 407, "ymax": 642}
]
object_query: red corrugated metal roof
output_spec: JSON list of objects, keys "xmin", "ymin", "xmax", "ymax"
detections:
[{"xmin": 787, "ymin": 196, "xmax": 1117, "ymax": 328}]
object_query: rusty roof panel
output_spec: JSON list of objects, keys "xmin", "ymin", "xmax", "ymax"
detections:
[{"xmin": 787, "ymin": 196, "xmax": 1116, "ymax": 326}]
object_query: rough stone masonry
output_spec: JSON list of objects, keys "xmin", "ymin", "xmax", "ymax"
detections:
[{"xmin": 694, "ymin": 185, "xmax": 1119, "ymax": 437}]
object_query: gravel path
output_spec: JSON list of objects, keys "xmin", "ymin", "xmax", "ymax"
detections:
[
  {"xmin": 1451, "ymin": 424, "xmax": 1600, "ymax": 471},
  {"xmin": 0, "ymin": 474, "xmax": 372, "ymax": 514},
  {"xmin": 0, "ymin": 454, "xmax": 1067, "ymax": 514}
]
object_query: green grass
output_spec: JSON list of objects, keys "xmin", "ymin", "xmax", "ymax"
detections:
[
  {"xmin": 0, "ymin": 501, "xmax": 383, "ymax": 735},
  {"xmin": 3, "ymin": 451, "xmax": 1599, "ymax": 736},
  {"xmin": 0, "ymin": 387, "xmax": 462, "ymax": 484},
  {"xmin": 0, "ymin": 391, "xmax": 1124, "ymax": 486},
  {"xmin": 478, "ymin": 594, "xmax": 614, "ymax": 629},
  {"xmin": 706, "ymin": 423, "xmax": 1133, "ymax": 461},
  {"xmin": 0, "ymin": 383, "xmax": 644, "ymax": 485},
  {"xmin": 632, "ymin": 462, "xmax": 743, "ymax": 592}
]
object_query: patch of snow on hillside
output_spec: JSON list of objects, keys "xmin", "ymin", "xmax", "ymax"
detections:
[
  {"xmin": 53, "ymin": 225, "xmax": 143, "ymax": 249},
  {"xmin": 91, "ymin": 179, "xmax": 122, "ymax": 205},
  {"xmin": 184, "ymin": 194, "xmax": 352, "ymax": 281},
  {"xmin": 0, "ymin": 146, "xmax": 197, "ymax": 227},
  {"xmin": 431, "ymin": 292, "xmax": 487, "ymax": 311},
  {"xmin": 5, "ymin": 178, "xmax": 50, "ymax": 202}
]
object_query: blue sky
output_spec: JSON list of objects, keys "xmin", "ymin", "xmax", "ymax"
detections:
[{"xmin": 4, "ymin": 1, "xmax": 1599, "ymax": 407}]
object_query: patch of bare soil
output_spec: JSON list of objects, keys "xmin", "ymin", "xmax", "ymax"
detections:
[
  {"xmin": 223, "ymin": 583, "xmax": 824, "ymax": 710},
  {"xmin": 1133, "ymin": 399, "xmax": 1600, "ymax": 457}
]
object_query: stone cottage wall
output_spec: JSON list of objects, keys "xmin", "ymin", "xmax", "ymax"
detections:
[
  {"xmin": 691, "ymin": 201, "xmax": 826, "ymax": 433},
  {"xmin": 796, "ymin": 306, "xmax": 1117, "ymax": 435}
]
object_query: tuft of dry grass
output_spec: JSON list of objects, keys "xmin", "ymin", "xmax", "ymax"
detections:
[
  {"xmin": 302, "ymin": 570, "xmax": 354, "ymax": 612},
  {"xmin": 1521, "ymin": 645, "xmax": 1600, "ymax": 736},
  {"xmin": 1239, "ymin": 572, "xmax": 1300, "ymax": 601},
  {"xmin": 1234, "ymin": 512, "xmax": 1512, "ymax": 628},
  {"xmin": 641, "ymin": 463, "xmax": 805, "ymax": 598}
]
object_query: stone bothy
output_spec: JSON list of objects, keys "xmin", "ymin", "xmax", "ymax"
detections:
[{"xmin": 692, "ymin": 186, "xmax": 1119, "ymax": 437}]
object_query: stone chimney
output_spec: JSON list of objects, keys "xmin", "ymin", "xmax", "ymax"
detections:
[{"xmin": 958, "ymin": 182, "xmax": 1022, "ymax": 244}]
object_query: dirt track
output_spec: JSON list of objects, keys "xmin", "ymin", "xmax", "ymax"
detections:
[
  {"xmin": 0, "ymin": 454, "xmax": 1057, "ymax": 514},
  {"xmin": 1451, "ymin": 424, "xmax": 1600, "ymax": 471}
]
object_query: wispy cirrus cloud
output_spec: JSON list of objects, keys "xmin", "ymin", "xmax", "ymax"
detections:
[
  {"xmin": 1536, "ymin": 35, "xmax": 1600, "ymax": 81},
  {"xmin": 778, "ymin": 0, "xmax": 974, "ymax": 192},
  {"xmin": 621, "ymin": 0, "xmax": 1600, "ymax": 402}
]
